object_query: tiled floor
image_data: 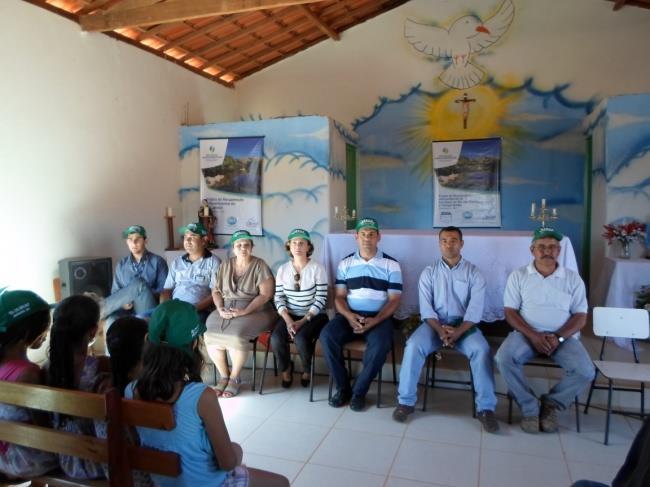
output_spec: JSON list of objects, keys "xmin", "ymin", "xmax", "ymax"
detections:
[{"xmin": 218, "ymin": 372, "xmax": 642, "ymax": 487}]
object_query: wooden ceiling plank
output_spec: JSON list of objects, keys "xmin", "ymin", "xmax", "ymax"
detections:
[
  {"xmin": 162, "ymin": 15, "xmax": 241, "ymax": 49},
  {"xmin": 107, "ymin": 0, "xmax": 162, "ymax": 13},
  {"xmin": 80, "ymin": 0, "xmax": 327, "ymax": 32},
  {"xmin": 298, "ymin": 4, "xmax": 339, "ymax": 40}
]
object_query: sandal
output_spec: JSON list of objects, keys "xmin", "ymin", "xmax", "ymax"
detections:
[
  {"xmin": 222, "ymin": 377, "xmax": 242, "ymax": 398},
  {"xmin": 214, "ymin": 377, "xmax": 229, "ymax": 397}
]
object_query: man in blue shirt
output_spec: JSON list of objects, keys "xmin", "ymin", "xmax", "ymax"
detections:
[
  {"xmin": 320, "ymin": 217, "xmax": 402, "ymax": 411},
  {"xmin": 102, "ymin": 225, "xmax": 168, "ymax": 329},
  {"xmin": 393, "ymin": 226, "xmax": 499, "ymax": 433},
  {"xmin": 161, "ymin": 222, "xmax": 220, "ymax": 323}
]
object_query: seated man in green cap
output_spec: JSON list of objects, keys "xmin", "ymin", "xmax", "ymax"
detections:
[
  {"xmin": 495, "ymin": 227, "xmax": 594, "ymax": 434},
  {"xmin": 161, "ymin": 222, "xmax": 220, "ymax": 323},
  {"xmin": 102, "ymin": 225, "xmax": 168, "ymax": 331}
]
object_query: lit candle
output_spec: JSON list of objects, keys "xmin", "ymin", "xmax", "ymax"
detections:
[
  {"xmin": 203, "ymin": 205, "xmax": 210, "ymax": 217},
  {"xmin": 552, "ymin": 208, "xmax": 557, "ymax": 217},
  {"xmin": 352, "ymin": 209, "xmax": 356, "ymax": 219},
  {"xmin": 166, "ymin": 207, "xmax": 173, "ymax": 217},
  {"xmin": 541, "ymin": 198, "xmax": 546, "ymax": 208},
  {"xmin": 530, "ymin": 202, "xmax": 535, "ymax": 217},
  {"xmin": 335, "ymin": 206, "xmax": 339, "ymax": 216}
]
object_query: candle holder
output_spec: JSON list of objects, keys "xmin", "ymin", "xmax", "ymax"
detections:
[
  {"xmin": 529, "ymin": 198, "xmax": 558, "ymax": 228},
  {"xmin": 164, "ymin": 214, "xmax": 178, "ymax": 250},
  {"xmin": 198, "ymin": 200, "xmax": 217, "ymax": 249},
  {"xmin": 334, "ymin": 205, "xmax": 357, "ymax": 223}
]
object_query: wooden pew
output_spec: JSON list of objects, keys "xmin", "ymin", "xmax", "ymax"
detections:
[{"xmin": 0, "ymin": 381, "xmax": 180, "ymax": 487}]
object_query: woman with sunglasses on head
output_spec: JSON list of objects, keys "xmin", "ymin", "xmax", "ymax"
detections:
[
  {"xmin": 205, "ymin": 230, "xmax": 277, "ymax": 398},
  {"xmin": 270, "ymin": 229, "xmax": 328, "ymax": 388}
]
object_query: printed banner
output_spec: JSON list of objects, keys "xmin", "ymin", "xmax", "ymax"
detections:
[
  {"xmin": 199, "ymin": 137, "xmax": 264, "ymax": 236},
  {"xmin": 432, "ymin": 138, "xmax": 501, "ymax": 227}
]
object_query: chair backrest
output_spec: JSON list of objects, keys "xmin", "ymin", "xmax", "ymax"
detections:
[{"xmin": 593, "ymin": 307, "xmax": 650, "ymax": 339}]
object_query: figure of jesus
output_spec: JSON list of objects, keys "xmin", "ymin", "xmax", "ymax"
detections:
[{"xmin": 454, "ymin": 92, "xmax": 477, "ymax": 129}]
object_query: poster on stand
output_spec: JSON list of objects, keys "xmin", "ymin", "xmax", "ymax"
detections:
[
  {"xmin": 432, "ymin": 138, "xmax": 501, "ymax": 228},
  {"xmin": 199, "ymin": 136, "xmax": 264, "ymax": 236}
]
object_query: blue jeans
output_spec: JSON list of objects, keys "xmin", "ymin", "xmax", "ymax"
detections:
[
  {"xmin": 397, "ymin": 322, "xmax": 497, "ymax": 412},
  {"xmin": 570, "ymin": 482, "xmax": 609, "ymax": 487},
  {"xmin": 320, "ymin": 313, "xmax": 393, "ymax": 397},
  {"xmin": 495, "ymin": 331, "xmax": 595, "ymax": 417},
  {"xmin": 103, "ymin": 277, "xmax": 157, "ymax": 328}
]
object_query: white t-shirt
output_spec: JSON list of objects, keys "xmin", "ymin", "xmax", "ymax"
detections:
[{"xmin": 504, "ymin": 262, "xmax": 587, "ymax": 335}]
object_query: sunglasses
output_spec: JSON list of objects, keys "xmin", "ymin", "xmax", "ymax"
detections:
[{"xmin": 294, "ymin": 272, "xmax": 301, "ymax": 291}]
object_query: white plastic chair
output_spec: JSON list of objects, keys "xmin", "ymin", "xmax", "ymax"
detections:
[{"xmin": 584, "ymin": 307, "xmax": 650, "ymax": 444}]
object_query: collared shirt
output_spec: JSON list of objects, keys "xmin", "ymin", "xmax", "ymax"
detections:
[
  {"xmin": 112, "ymin": 250, "xmax": 169, "ymax": 295},
  {"xmin": 418, "ymin": 257, "xmax": 486, "ymax": 325},
  {"xmin": 274, "ymin": 260, "xmax": 328, "ymax": 317},
  {"xmin": 504, "ymin": 262, "xmax": 588, "ymax": 334},
  {"xmin": 335, "ymin": 251, "xmax": 402, "ymax": 313},
  {"xmin": 163, "ymin": 250, "xmax": 220, "ymax": 305}
]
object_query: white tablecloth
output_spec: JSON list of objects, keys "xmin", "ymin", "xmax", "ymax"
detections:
[
  {"xmin": 322, "ymin": 230, "xmax": 578, "ymax": 322},
  {"xmin": 593, "ymin": 257, "xmax": 650, "ymax": 308}
]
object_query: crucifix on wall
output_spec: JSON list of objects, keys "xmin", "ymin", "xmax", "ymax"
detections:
[{"xmin": 454, "ymin": 92, "xmax": 477, "ymax": 129}]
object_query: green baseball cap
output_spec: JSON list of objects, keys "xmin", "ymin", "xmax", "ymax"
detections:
[
  {"xmin": 179, "ymin": 222, "xmax": 207, "ymax": 237},
  {"xmin": 0, "ymin": 289, "xmax": 50, "ymax": 333},
  {"xmin": 147, "ymin": 300, "xmax": 205, "ymax": 355},
  {"xmin": 122, "ymin": 225, "xmax": 147, "ymax": 239},
  {"xmin": 355, "ymin": 217, "xmax": 379, "ymax": 232},
  {"xmin": 287, "ymin": 228, "xmax": 310, "ymax": 241},
  {"xmin": 532, "ymin": 227, "xmax": 564, "ymax": 242},
  {"xmin": 230, "ymin": 229, "xmax": 253, "ymax": 244}
]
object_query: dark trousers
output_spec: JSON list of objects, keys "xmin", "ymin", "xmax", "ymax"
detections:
[
  {"xmin": 320, "ymin": 313, "xmax": 393, "ymax": 397},
  {"xmin": 270, "ymin": 313, "xmax": 328, "ymax": 373}
]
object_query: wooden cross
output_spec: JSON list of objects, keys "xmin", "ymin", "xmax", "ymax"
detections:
[{"xmin": 454, "ymin": 92, "xmax": 477, "ymax": 129}]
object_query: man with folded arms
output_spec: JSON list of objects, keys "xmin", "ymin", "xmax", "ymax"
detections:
[
  {"xmin": 496, "ymin": 227, "xmax": 594, "ymax": 434},
  {"xmin": 321, "ymin": 217, "xmax": 402, "ymax": 412},
  {"xmin": 160, "ymin": 222, "xmax": 220, "ymax": 323},
  {"xmin": 392, "ymin": 226, "xmax": 499, "ymax": 432},
  {"xmin": 102, "ymin": 225, "xmax": 167, "ymax": 330}
]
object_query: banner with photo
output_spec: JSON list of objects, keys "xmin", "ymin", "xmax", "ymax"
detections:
[
  {"xmin": 432, "ymin": 138, "xmax": 501, "ymax": 228},
  {"xmin": 199, "ymin": 136, "xmax": 264, "ymax": 236}
]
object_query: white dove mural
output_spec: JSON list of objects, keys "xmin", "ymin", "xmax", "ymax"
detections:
[{"xmin": 405, "ymin": 0, "xmax": 515, "ymax": 90}]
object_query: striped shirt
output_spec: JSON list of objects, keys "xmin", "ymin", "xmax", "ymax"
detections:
[
  {"xmin": 336, "ymin": 251, "xmax": 402, "ymax": 313},
  {"xmin": 274, "ymin": 260, "xmax": 328, "ymax": 317}
]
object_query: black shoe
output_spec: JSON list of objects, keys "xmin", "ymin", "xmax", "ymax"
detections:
[
  {"xmin": 349, "ymin": 394, "xmax": 366, "ymax": 412},
  {"xmin": 477, "ymin": 410, "xmax": 500, "ymax": 433},
  {"xmin": 328, "ymin": 389, "xmax": 352, "ymax": 408},
  {"xmin": 281, "ymin": 361, "xmax": 294, "ymax": 389},
  {"xmin": 300, "ymin": 374, "xmax": 310, "ymax": 388}
]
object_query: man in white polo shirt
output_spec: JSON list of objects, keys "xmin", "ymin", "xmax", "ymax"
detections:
[{"xmin": 495, "ymin": 227, "xmax": 594, "ymax": 434}]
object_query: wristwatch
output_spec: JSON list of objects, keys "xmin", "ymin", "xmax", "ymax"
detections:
[{"xmin": 554, "ymin": 333, "xmax": 565, "ymax": 343}]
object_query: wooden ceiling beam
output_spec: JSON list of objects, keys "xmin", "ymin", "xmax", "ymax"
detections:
[
  {"xmin": 154, "ymin": 14, "xmax": 242, "ymax": 48},
  {"xmin": 106, "ymin": 0, "xmax": 162, "ymax": 12},
  {"xmin": 298, "ymin": 5, "xmax": 339, "ymax": 40},
  {"xmin": 79, "ymin": 0, "xmax": 326, "ymax": 32}
]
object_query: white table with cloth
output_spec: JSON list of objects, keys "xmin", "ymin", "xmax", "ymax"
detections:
[
  {"xmin": 321, "ymin": 230, "xmax": 579, "ymax": 321},
  {"xmin": 593, "ymin": 257, "xmax": 650, "ymax": 308}
]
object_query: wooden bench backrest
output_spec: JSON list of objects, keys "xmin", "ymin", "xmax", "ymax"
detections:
[{"xmin": 0, "ymin": 381, "xmax": 180, "ymax": 486}]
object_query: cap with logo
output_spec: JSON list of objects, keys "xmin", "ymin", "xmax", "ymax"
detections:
[
  {"xmin": 287, "ymin": 228, "xmax": 311, "ymax": 242},
  {"xmin": 0, "ymin": 289, "xmax": 50, "ymax": 333},
  {"xmin": 355, "ymin": 217, "xmax": 379, "ymax": 232},
  {"xmin": 230, "ymin": 229, "xmax": 253, "ymax": 244},
  {"xmin": 179, "ymin": 222, "xmax": 208, "ymax": 237},
  {"xmin": 532, "ymin": 227, "xmax": 564, "ymax": 242},
  {"xmin": 147, "ymin": 300, "xmax": 206, "ymax": 356},
  {"xmin": 122, "ymin": 225, "xmax": 147, "ymax": 239}
]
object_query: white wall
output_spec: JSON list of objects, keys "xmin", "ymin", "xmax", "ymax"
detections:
[
  {"xmin": 236, "ymin": 0, "xmax": 650, "ymax": 126},
  {"xmin": 0, "ymin": 1, "xmax": 238, "ymax": 301}
]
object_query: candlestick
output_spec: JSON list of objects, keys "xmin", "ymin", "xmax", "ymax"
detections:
[
  {"xmin": 530, "ymin": 203, "xmax": 535, "ymax": 217},
  {"xmin": 541, "ymin": 198, "xmax": 546, "ymax": 208},
  {"xmin": 165, "ymin": 207, "xmax": 173, "ymax": 217},
  {"xmin": 552, "ymin": 208, "xmax": 557, "ymax": 217},
  {"xmin": 203, "ymin": 206, "xmax": 210, "ymax": 217},
  {"xmin": 335, "ymin": 206, "xmax": 339, "ymax": 216},
  {"xmin": 529, "ymin": 197, "xmax": 559, "ymax": 228}
]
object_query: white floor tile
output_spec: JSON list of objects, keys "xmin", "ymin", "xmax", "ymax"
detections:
[
  {"xmin": 335, "ymin": 403, "xmax": 408, "ymax": 437},
  {"xmin": 391, "ymin": 438, "xmax": 479, "ymax": 487},
  {"xmin": 292, "ymin": 463, "xmax": 386, "ymax": 487},
  {"xmin": 567, "ymin": 460, "xmax": 618, "ymax": 486},
  {"xmin": 479, "ymin": 449, "xmax": 570, "ymax": 487},
  {"xmin": 309, "ymin": 428, "xmax": 402, "ymax": 475},
  {"xmin": 386, "ymin": 477, "xmax": 451, "ymax": 487},
  {"xmin": 481, "ymin": 421, "xmax": 564, "ymax": 460},
  {"xmin": 225, "ymin": 414, "xmax": 266, "ymax": 443},
  {"xmin": 242, "ymin": 452, "xmax": 304, "ymax": 483},
  {"xmin": 241, "ymin": 419, "xmax": 329, "ymax": 462},
  {"xmin": 404, "ymin": 411, "xmax": 482, "ymax": 448},
  {"xmin": 268, "ymin": 389, "xmax": 345, "ymax": 427},
  {"xmin": 220, "ymin": 387, "xmax": 292, "ymax": 420}
]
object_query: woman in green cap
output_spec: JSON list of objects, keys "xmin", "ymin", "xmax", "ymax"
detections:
[
  {"xmin": 205, "ymin": 230, "xmax": 277, "ymax": 398},
  {"xmin": 270, "ymin": 228, "xmax": 329, "ymax": 388}
]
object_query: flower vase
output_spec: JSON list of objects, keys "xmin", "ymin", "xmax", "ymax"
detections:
[{"xmin": 620, "ymin": 241, "xmax": 631, "ymax": 259}]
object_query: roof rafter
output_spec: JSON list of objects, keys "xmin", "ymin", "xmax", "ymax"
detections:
[
  {"xmin": 298, "ymin": 5, "xmax": 339, "ymax": 40},
  {"xmin": 79, "ymin": 0, "xmax": 327, "ymax": 32}
]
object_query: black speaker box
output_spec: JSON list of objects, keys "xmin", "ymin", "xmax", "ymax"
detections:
[{"xmin": 58, "ymin": 257, "xmax": 113, "ymax": 299}]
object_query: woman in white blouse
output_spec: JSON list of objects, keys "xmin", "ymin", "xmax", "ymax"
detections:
[{"xmin": 271, "ymin": 229, "xmax": 328, "ymax": 388}]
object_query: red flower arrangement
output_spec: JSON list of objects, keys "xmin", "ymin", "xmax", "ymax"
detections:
[{"xmin": 602, "ymin": 221, "xmax": 646, "ymax": 245}]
